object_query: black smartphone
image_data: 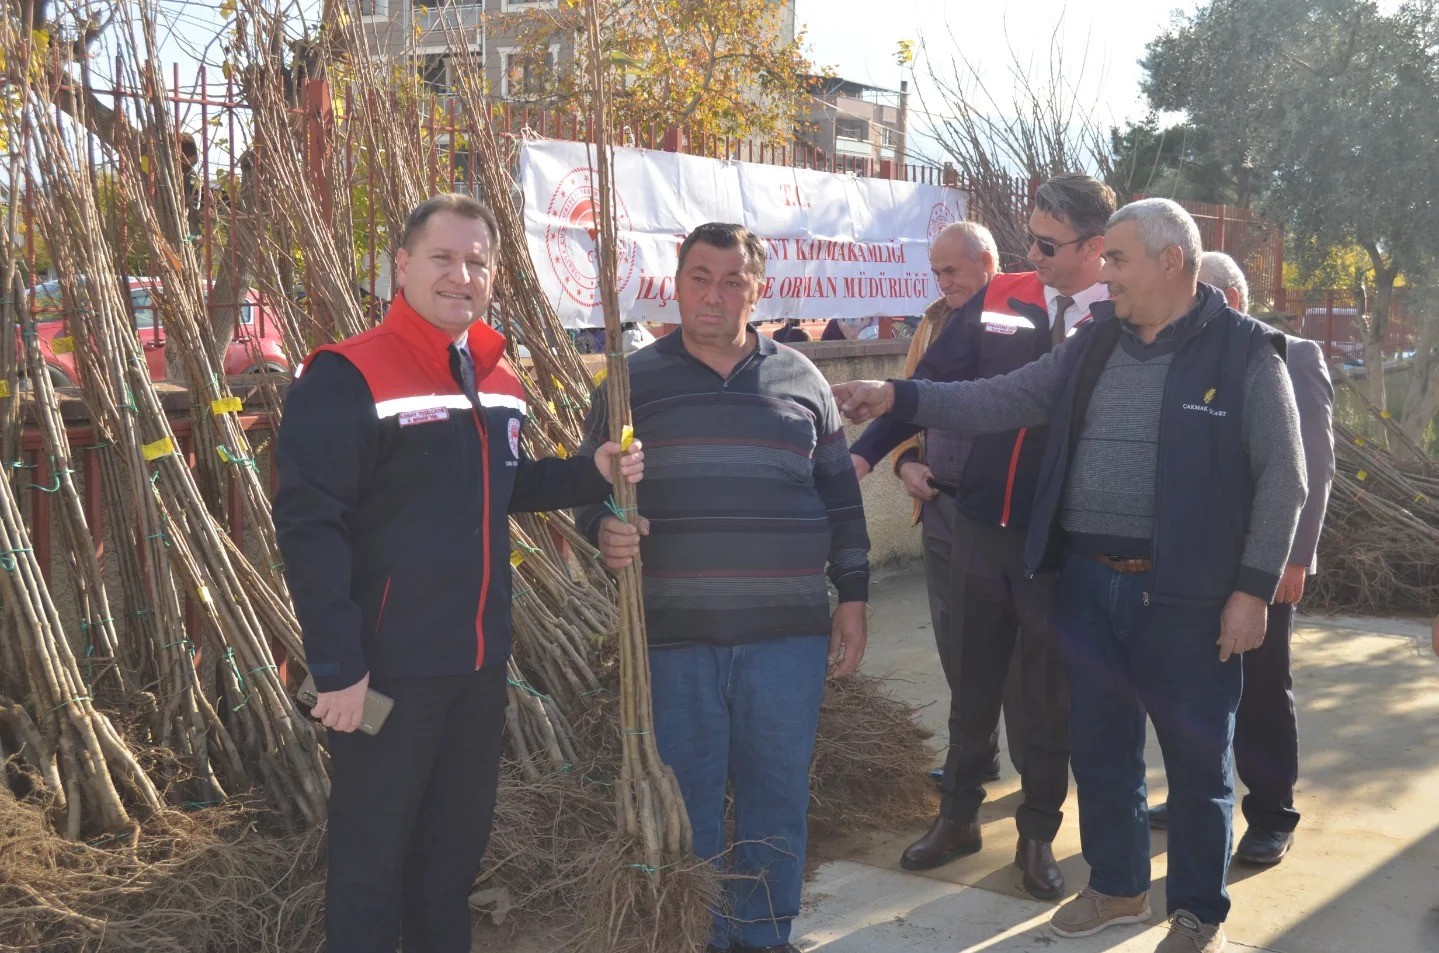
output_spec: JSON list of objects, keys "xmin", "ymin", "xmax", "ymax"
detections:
[{"xmin": 926, "ymin": 476, "xmax": 960, "ymax": 496}]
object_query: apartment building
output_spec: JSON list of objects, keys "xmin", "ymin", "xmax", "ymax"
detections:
[{"xmin": 356, "ymin": 0, "xmax": 795, "ymax": 104}]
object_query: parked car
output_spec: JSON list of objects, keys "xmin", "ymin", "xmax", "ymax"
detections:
[{"xmin": 25, "ymin": 277, "xmax": 289, "ymax": 386}]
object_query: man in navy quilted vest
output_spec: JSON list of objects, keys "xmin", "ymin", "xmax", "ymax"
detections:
[{"xmin": 834, "ymin": 199, "xmax": 1307, "ymax": 953}]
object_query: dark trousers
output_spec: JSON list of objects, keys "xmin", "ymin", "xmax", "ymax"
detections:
[
  {"xmin": 1058, "ymin": 551, "xmax": 1241, "ymax": 924},
  {"xmin": 930, "ymin": 497, "xmax": 1070, "ymax": 842},
  {"xmin": 325, "ymin": 664, "xmax": 507, "ymax": 953},
  {"xmin": 923, "ymin": 515, "xmax": 1024, "ymax": 775},
  {"xmin": 1234, "ymin": 601, "xmax": 1300, "ymax": 833}
]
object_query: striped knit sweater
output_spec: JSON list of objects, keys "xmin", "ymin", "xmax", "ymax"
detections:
[{"xmin": 578, "ymin": 330, "xmax": 870, "ymax": 649}]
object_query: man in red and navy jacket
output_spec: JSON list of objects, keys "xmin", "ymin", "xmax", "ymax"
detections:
[
  {"xmin": 273, "ymin": 194, "xmax": 641, "ymax": 953},
  {"xmin": 848, "ymin": 173, "xmax": 1115, "ymax": 900}
]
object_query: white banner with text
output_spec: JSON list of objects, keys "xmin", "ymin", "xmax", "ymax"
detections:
[{"xmin": 519, "ymin": 140, "xmax": 967, "ymax": 327}]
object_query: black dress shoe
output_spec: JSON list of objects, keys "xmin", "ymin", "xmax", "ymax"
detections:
[
  {"xmin": 900, "ymin": 816, "xmax": 982, "ymax": 870},
  {"xmin": 1014, "ymin": 837, "xmax": 1064, "ymax": 900},
  {"xmin": 1235, "ymin": 828, "xmax": 1294, "ymax": 865},
  {"xmin": 1148, "ymin": 802, "xmax": 1170, "ymax": 830}
]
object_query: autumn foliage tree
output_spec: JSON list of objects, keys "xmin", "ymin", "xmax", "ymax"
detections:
[{"xmin": 507, "ymin": 0, "xmax": 815, "ymax": 143}]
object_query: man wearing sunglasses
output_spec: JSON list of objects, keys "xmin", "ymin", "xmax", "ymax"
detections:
[{"xmin": 847, "ymin": 174, "xmax": 1115, "ymax": 901}]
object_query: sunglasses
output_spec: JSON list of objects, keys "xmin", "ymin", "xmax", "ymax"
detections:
[{"xmin": 1030, "ymin": 232, "xmax": 1092, "ymax": 257}]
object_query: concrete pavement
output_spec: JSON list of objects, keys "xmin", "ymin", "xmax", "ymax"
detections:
[{"xmin": 795, "ymin": 567, "xmax": 1439, "ymax": 953}]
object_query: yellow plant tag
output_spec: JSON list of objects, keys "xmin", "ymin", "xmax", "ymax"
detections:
[
  {"xmin": 0, "ymin": 380, "xmax": 10, "ymax": 398},
  {"xmin": 1380, "ymin": 410, "xmax": 1392, "ymax": 419},
  {"xmin": 620, "ymin": 425, "xmax": 634, "ymax": 451},
  {"xmin": 510, "ymin": 550, "xmax": 525, "ymax": 568},
  {"xmin": 142, "ymin": 436, "xmax": 176, "ymax": 461},
  {"xmin": 547, "ymin": 400, "xmax": 557, "ymax": 417},
  {"xmin": 211, "ymin": 396, "xmax": 243, "ymax": 415},
  {"xmin": 1354, "ymin": 436, "xmax": 1366, "ymax": 446},
  {"xmin": 52, "ymin": 336, "xmax": 75, "ymax": 354},
  {"xmin": 1416, "ymin": 493, "xmax": 1429, "ymax": 505},
  {"xmin": 593, "ymin": 367, "xmax": 608, "ymax": 385},
  {"xmin": 1356, "ymin": 469, "xmax": 1368, "ymax": 481},
  {"xmin": 196, "ymin": 585, "xmax": 211, "ymax": 605},
  {"xmin": 555, "ymin": 443, "xmax": 569, "ymax": 459}
]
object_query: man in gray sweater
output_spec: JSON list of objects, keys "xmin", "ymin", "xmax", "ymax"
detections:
[
  {"xmin": 834, "ymin": 199, "xmax": 1306, "ymax": 953},
  {"xmin": 1146, "ymin": 252, "xmax": 1335, "ymax": 869}
]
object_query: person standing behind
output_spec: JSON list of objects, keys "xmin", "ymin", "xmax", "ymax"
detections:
[
  {"xmin": 583, "ymin": 222, "xmax": 869, "ymax": 953},
  {"xmin": 274, "ymin": 193, "xmax": 643, "ymax": 953},
  {"xmin": 772, "ymin": 318, "xmax": 812, "ymax": 343},
  {"xmin": 1147, "ymin": 251, "xmax": 1335, "ymax": 868},
  {"xmin": 833, "ymin": 199, "xmax": 1307, "ymax": 953},
  {"xmin": 852, "ymin": 226, "xmax": 1016, "ymax": 784},
  {"xmin": 848, "ymin": 176, "xmax": 1117, "ymax": 901}
]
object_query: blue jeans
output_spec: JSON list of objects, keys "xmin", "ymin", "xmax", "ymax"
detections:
[
  {"xmin": 649, "ymin": 634, "xmax": 829, "ymax": 949},
  {"xmin": 1056, "ymin": 552, "xmax": 1243, "ymax": 925}
]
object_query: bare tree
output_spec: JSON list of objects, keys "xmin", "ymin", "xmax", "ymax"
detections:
[{"xmin": 915, "ymin": 18, "xmax": 1114, "ymax": 268}]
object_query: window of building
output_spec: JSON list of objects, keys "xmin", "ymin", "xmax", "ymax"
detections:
[
  {"xmin": 419, "ymin": 53, "xmax": 450, "ymax": 92},
  {"xmin": 836, "ymin": 116, "xmax": 869, "ymax": 142},
  {"xmin": 500, "ymin": 46, "xmax": 557, "ymax": 99}
]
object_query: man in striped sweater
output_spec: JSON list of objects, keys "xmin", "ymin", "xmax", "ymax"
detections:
[{"xmin": 580, "ymin": 222, "xmax": 870, "ymax": 953}]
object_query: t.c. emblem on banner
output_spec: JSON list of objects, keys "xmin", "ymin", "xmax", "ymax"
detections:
[{"xmin": 541, "ymin": 167, "xmax": 639, "ymax": 307}]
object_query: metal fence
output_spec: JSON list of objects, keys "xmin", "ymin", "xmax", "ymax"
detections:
[{"xmin": 13, "ymin": 61, "xmax": 1415, "ymax": 380}]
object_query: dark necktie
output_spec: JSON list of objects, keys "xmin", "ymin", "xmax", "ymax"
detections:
[
  {"xmin": 1052, "ymin": 296, "xmax": 1075, "ymax": 346},
  {"xmin": 450, "ymin": 343, "xmax": 477, "ymax": 398}
]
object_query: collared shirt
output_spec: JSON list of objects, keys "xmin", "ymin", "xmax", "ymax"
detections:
[
  {"xmin": 1045, "ymin": 281, "xmax": 1109, "ymax": 338},
  {"xmin": 577, "ymin": 328, "xmax": 870, "ymax": 648}
]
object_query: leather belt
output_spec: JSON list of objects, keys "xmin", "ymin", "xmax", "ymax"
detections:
[{"xmin": 1091, "ymin": 553, "xmax": 1153, "ymax": 574}]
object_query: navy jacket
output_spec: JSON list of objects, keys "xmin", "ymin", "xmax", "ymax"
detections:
[
  {"xmin": 851, "ymin": 273, "xmax": 1057, "ymax": 529},
  {"xmin": 273, "ymin": 294, "xmax": 610, "ymax": 691}
]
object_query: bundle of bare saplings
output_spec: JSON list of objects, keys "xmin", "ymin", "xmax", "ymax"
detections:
[
  {"xmin": 1306, "ymin": 378, "xmax": 1439, "ymax": 615},
  {"xmin": 0, "ymin": 6, "xmax": 933, "ymax": 951}
]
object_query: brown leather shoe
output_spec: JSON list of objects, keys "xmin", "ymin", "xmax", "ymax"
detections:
[
  {"xmin": 900, "ymin": 816, "xmax": 981, "ymax": 870},
  {"xmin": 1015, "ymin": 836, "xmax": 1064, "ymax": 900}
]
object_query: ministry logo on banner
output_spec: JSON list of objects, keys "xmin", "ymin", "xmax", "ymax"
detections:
[{"xmin": 521, "ymin": 140, "xmax": 967, "ymax": 328}]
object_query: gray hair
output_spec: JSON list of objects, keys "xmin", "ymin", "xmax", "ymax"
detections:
[
  {"xmin": 1107, "ymin": 198, "xmax": 1202, "ymax": 274},
  {"xmin": 934, "ymin": 221, "xmax": 999, "ymax": 264},
  {"xmin": 1198, "ymin": 251, "xmax": 1250, "ymax": 313}
]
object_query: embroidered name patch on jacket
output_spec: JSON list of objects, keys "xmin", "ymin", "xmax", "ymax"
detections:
[
  {"xmin": 397, "ymin": 407, "xmax": 450, "ymax": 427},
  {"xmin": 980, "ymin": 312, "xmax": 1035, "ymax": 335}
]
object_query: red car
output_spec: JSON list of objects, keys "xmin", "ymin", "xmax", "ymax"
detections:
[{"xmin": 25, "ymin": 277, "xmax": 290, "ymax": 387}]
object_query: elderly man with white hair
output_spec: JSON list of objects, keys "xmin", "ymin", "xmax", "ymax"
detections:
[
  {"xmin": 1147, "ymin": 252, "xmax": 1335, "ymax": 869},
  {"xmin": 832, "ymin": 199, "xmax": 1307, "ymax": 953}
]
